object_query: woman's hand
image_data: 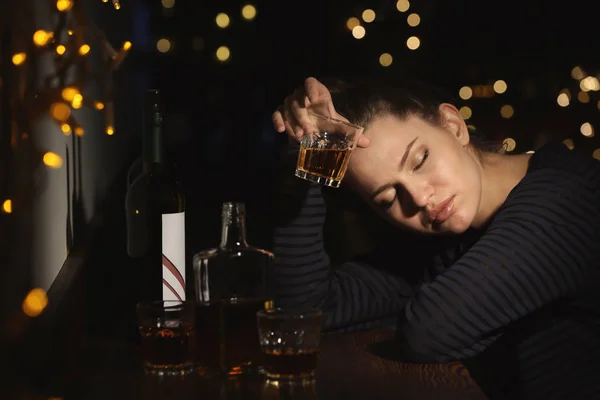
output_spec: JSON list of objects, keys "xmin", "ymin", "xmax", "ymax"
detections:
[{"xmin": 272, "ymin": 77, "xmax": 370, "ymax": 148}]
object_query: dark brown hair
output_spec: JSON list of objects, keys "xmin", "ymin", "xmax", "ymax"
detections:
[{"xmin": 322, "ymin": 76, "xmax": 502, "ymax": 153}]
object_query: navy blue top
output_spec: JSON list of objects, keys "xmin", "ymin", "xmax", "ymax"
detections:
[{"xmin": 272, "ymin": 142, "xmax": 600, "ymax": 398}]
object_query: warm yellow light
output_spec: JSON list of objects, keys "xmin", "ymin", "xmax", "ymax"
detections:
[
  {"xmin": 162, "ymin": 0, "xmax": 175, "ymax": 9},
  {"xmin": 106, "ymin": 126, "xmax": 114, "ymax": 135},
  {"xmin": 216, "ymin": 13, "xmax": 230, "ymax": 28},
  {"xmin": 571, "ymin": 66, "xmax": 585, "ymax": 80},
  {"xmin": 61, "ymin": 87, "xmax": 79, "ymax": 102},
  {"xmin": 56, "ymin": 0, "xmax": 73, "ymax": 12},
  {"xmin": 71, "ymin": 93, "xmax": 83, "ymax": 109},
  {"xmin": 23, "ymin": 288, "xmax": 48, "ymax": 317},
  {"xmin": 50, "ymin": 102, "xmax": 71, "ymax": 122},
  {"xmin": 459, "ymin": 86, "xmax": 472, "ymax": 100},
  {"xmin": 593, "ymin": 149, "xmax": 600, "ymax": 160},
  {"xmin": 557, "ymin": 92, "xmax": 570, "ymax": 107},
  {"xmin": 346, "ymin": 17, "xmax": 360, "ymax": 30},
  {"xmin": 563, "ymin": 138, "xmax": 574, "ymax": 149},
  {"xmin": 94, "ymin": 101, "xmax": 105, "ymax": 110},
  {"xmin": 216, "ymin": 46, "xmax": 231, "ymax": 62},
  {"xmin": 578, "ymin": 91, "xmax": 590, "ymax": 103},
  {"xmin": 75, "ymin": 126, "xmax": 84, "ymax": 136},
  {"xmin": 241, "ymin": 4, "xmax": 257, "ymax": 20},
  {"xmin": 156, "ymin": 38, "xmax": 171, "ymax": 53},
  {"xmin": 580, "ymin": 122, "xmax": 594, "ymax": 137},
  {"xmin": 493, "ymin": 80, "xmax": 507, "ymax": 94},
  {"xmin": 459, "ymin": 106, "xmax": 472, "ymax": 120},
  {"xmin": 407, "ymin": 13, "xmax": 420, "ymax": 27},
  {"xmin": 379, "ymin": 53, "xmax": 393, "ymax": 67},
  {"xmin": 61, "ymin": 123, "xmax": 71, "ymax": 134},
  {"xmin": 503, "ymin": 138, "xmax": 516, "ymax": 152},
  {"xmin": 406, "ymin": 36, "xmax": 420, "ymax": 50},
  {"xmin": 12, "ymin": 52, "xmax": 27, "ymax": 65},
  {"xmin": 352, "ymin": 26, "xmax": 366, "ymax": 39},
  {"xmin": 2, "ymin": 199, "xmax": 12, "ymax": 214},
  {"xmin": 78, "ymin": 44, "xmax": 91, "ymax": 55},
  {"xmin": 43, "ymin": 152, "xmax": 63, "ymax": 168},
  {"xmin": 362, "ymin": 9, "xmax": 376, "ymax": 23},
  {"xmin": 113, "ymin": 1, "xmax": 121, "ymax": 10},
  {"xmin": 122, "ymin": 41, "xmax": 132, "ymax": 51},
  {"xmin": 500, "ymin": 105, "xmax": 514, "ymax": 119},
  {"xmin": 396, "ymin": 0, "xmax": 410, "ymax": 12},
  {"xmin": 33, "ymin": 30, "xmax": 54, "ymax": 47},
  {"xmin": 56, "ymin": 45, "xmax": 66, "ymax": 55}
]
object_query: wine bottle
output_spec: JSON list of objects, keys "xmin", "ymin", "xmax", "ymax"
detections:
[{"xmin": 125, "ymin": 89, "xmax": 186, "ymax": 302}]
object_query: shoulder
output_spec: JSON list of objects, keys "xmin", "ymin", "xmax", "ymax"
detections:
[{"xmin": 491, "ymin": 142, "xmax": 600, "ymax": 232}]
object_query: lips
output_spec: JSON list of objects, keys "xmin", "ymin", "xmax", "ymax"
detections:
[{"xmin": 429, "ymin": 196, "xmax": 455, "ymax": 224}]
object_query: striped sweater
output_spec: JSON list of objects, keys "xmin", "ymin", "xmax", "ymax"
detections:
[{"xmin": 272, "ymin": 142, "xmax": 600, "ymax": 399}]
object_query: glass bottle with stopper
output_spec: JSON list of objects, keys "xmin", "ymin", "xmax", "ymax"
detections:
[{"xmin": 193, "ymin": 202, "xmax": 274, "ymax": 377}]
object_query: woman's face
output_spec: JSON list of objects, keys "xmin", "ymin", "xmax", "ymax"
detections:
[{"xmin": 347, "ymin": 104, "xmax": 483, "ymax": 235}]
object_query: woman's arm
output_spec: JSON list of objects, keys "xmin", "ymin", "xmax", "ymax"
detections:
[
  {"xmin": 396, "ymin": 168, "xmax": 600, "ymax": 362},
  {"xmin": 272, "ymin": 146, "xmax": 418, "ymax": 331}
]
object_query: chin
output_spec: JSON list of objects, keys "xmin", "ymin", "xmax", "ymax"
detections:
[{"xmin": 446, "ymin": 214, "xmax": 471, "ymax": 234}]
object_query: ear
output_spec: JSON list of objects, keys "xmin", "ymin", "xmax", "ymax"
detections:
[{"xmin": 438, "ymin": 103, "xmax": 470, "ymax": 146}]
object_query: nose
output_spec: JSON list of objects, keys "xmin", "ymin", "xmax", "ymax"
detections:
[{"xmin": 401, "ymin": 180, "xmax": 433, "ymax": 209}]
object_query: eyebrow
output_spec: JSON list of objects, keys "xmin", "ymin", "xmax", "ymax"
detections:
[{"xmin": 370, "ymin": 136, "xmax": 419, "ymax": 202}]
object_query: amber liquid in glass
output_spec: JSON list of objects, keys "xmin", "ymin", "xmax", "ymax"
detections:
[
  {"xmin": 139, "ymin": 323, "xmax": 194, "ymax": 368},
  {"xmin": 297, "ymin": 147, "xmax": 352, "ymax": 183},
  {"xmin": 262, "ymin": 348, "xmax": 318, "ymax": 379}
]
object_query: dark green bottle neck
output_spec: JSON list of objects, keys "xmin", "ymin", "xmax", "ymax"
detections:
[{"xmin": 142, "ymin": 90, "xmax": 165, "ymax": 172}]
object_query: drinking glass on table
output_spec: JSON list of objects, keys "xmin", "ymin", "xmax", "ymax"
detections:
[
  {"xmin": 136, "ymin": 300, "xmax": 195, "ymax": 376},
  {"xmin": 256, "ymin": 307, "xmax": 324, "ymax": 382},
  {"xmin": 295, "ymin": 103, "xmax": 364, "ymax": 188}
]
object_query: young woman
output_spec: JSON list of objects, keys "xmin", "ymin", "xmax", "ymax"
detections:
[{"xmin": 271, "ymin": 77, "xmax": 600, "ymax": 399}]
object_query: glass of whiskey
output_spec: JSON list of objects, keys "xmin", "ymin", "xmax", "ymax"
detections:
[
  {"xmin": 256, "ymin": 307, "xmax": 324, "ymax": 383},
  {"xmin": 295, "ymin": 104, "xmax": 364, "ymax": 188},
  {"xmin": 137, "ymin": 300, "xmax": 196, "ymax": 376}
]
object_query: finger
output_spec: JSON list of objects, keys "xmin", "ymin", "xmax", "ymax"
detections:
[
  {"xmin": 272, "ymin": 108, "xmax": 286, "ymax": 133},
  {"xmin": 357, "ymin": 135, "xmax": 370, "ymax": 148},
  {"xmin": 290, "ymin": 96, "xmax": 313, "ymax": 134},
  {"xmin": 283, "ymin": 120, "xmax": 298, "ymax": 140},
  {"xmin": 304, "ymin": 77, "xmax": 328, "ymax": 103},
  {"xmin": 283, "ymin": 96, "xmax": 304, "ymax": 137}
]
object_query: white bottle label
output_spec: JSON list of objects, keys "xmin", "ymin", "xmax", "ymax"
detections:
[{"xmin": 162, "ymin": 212, "xmax": 186, "ymax": 301}]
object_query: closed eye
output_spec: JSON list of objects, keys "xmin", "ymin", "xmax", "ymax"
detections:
[
  {"xmin": 381, "ymin": 193, "xmax": 397, "ymax": 210},
  {"xmin": 415, "ymin": 149, "xmax": 429, "ymax": 171}
]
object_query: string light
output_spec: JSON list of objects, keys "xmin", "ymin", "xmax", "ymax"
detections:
[
  {"xmin": 241, "ymin": 4, "xmax": 257, "ymax": 21},
  {"xmin": 216, "ymin": 46, "xmax": 231, "ymax": 62},
  {"xmin": 216, "ymin": 13, "xmax": 230, "ymax": 28},
  {"xmin": 459, "ymin": 86, "xmax": 473, "ymax": 100},
  {"xmin": 379, "ymin": 53, "xmax": 393, "ymax": 67},
  {"xmin": 493, "ymin": 80, "xmax": 508, "ymax": 94},
  {"xmin": 362, "ymin": 9, "xmax": 376, "ymax": 23},
  {"xmin": 503, "ymin": 138, "xmax": 516, "ymax": 152},
  {"xmin": 2, "ymin": 199, "xmax": 12, "ymax": 214},
  {"xmin": 5, "ymin": 0, "xmax": 130, "ymax": 181},
  {"xmin": 352, "ymin": 26, "xmax": 366, "ymax": 39},
  {"xmin": 407, "ymin": 13, "xmax": 421, "ymax": 27},
  {"xmin": 459, "ymin": 106, "xmax": 472, "ymax": 120},
  {"xmin": 396, "ymin": 0, "xmax": 410, "ymax": 12},
  {"xmin": 22, "ymin": 288, "xmax": 49, "ymax": 317},
  {"xmin": 406, "ymin": 36, "xmax": 420, "ymax": 50}
]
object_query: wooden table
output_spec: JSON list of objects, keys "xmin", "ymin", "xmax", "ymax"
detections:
[{"xmin": 65, "ymin": 329, "xmax": 487, "ymax": 399}]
